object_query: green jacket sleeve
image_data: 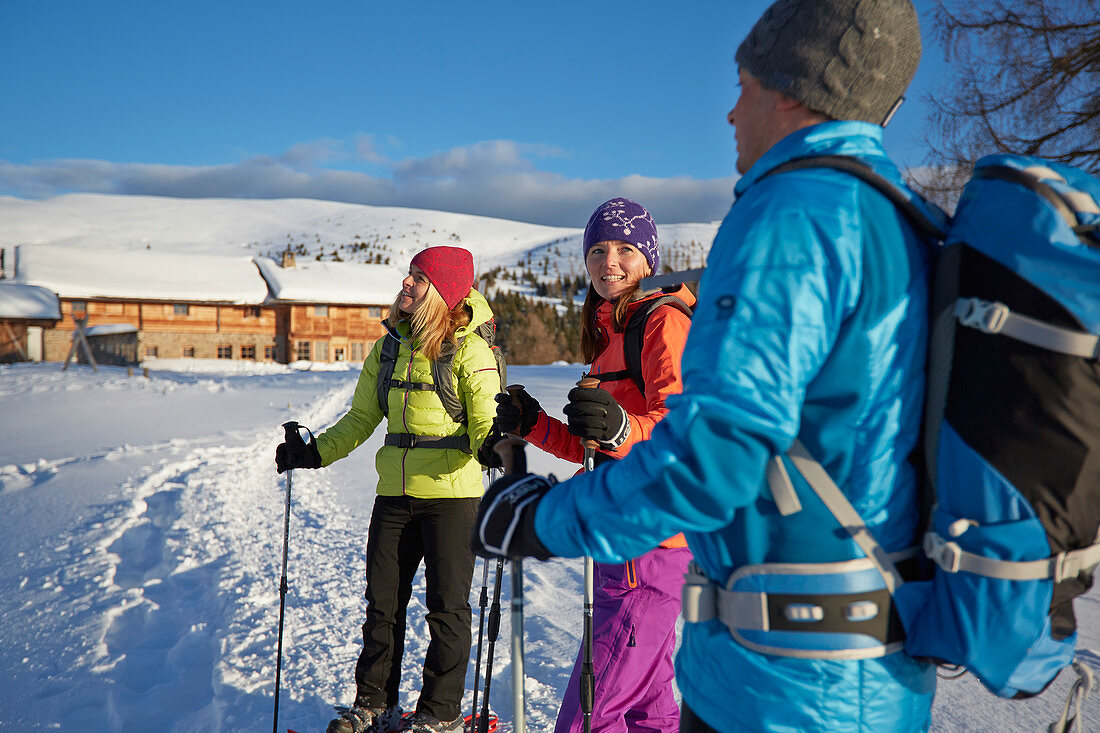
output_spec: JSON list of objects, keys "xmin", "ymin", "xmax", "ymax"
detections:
[
  {"xmin": 315, "ymin": 338, "xmax": 385, "ymax": 465},
  {"xmin": 457, "ymin": 335, "xmax": 501, "ymax": 454}
]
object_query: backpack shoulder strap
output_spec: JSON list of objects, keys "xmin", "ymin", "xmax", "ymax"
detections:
[
  {"xmin": 476, "ymin": 320, "xmax": 509, "ymax": 391},
  {"xmin": 623, "ymin": 294, "xmax": 694, "ymax": 396},
  {"xmin": 376, "ymin": 329, "xmax": 401, "ymax": 415},
  {"xmin": 761, "ymin": 155, "xmax": 948, "ymax": 242},
  {"xmin": 430, "ymin": 335, "xmax": 468, "ymax": 425}
]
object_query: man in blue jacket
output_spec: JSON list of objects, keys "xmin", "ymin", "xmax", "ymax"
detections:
[{"xmin": 475, "ymin": 0, "xmax": 938, "ymax": 729}]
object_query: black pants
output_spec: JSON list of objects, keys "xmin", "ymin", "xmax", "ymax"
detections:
[
  {"xmin": 354, "ymin": 495, "xmax": 479, "ymax": 722},
  {"xmin": 680, "ymin": 703, "xmax": 722, "ymax": 732}
]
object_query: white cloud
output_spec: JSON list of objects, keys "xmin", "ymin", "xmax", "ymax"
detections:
[{"xmin": 0, "ymin": 139, "xmax": 736, "ymax": 226}]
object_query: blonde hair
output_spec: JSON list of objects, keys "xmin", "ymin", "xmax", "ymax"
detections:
[{"xmin": 388, "ymin": 282, "xmax": 471, "ymax": 361}]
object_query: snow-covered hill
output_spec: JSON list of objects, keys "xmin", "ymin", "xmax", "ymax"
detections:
[{"xmin": 0, "ymin": 194, "xmax": 720, "ymax": 285}]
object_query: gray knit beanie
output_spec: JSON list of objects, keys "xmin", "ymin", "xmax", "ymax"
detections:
[{"xmin": 735, "ymin": 0, "xmax": 921, "ymax": 125}]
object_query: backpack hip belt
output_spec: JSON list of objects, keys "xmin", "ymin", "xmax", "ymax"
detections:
[
  {"xmin": 680, "ymin": 438, "xmax": 921, "ymax": 660},
  {"xmin": 681, "ymin": 550, "xmax": 915, "ymax": 660},
  {"xmin": 384, "ymin": 432, "xmax": 472, "ymax": 454}
]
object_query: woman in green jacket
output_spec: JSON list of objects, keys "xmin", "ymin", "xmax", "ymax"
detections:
[{"xmin": 276, "ymin": 246, "xmax": 500, "ymax": 733}]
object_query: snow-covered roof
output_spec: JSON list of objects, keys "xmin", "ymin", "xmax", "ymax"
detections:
[
  {"xmin": 254, "ymin": 257, "xmax": 402, "ymax": 305},
  {"xmin": 0, "ymin": 281, "xmax": 61, "ymax": 320},
  {"xmin": 85, "ymin": 323, "xmax": 138, "ymax": 336},
  {"xmin": 13, "ymin": 244, "xmax": 270, "ymax": 304}
]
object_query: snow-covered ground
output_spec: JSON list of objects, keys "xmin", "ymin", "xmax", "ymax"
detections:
[{"xmin": 2, "ymin": 360, "xmax": 1099, "ymax": 732}]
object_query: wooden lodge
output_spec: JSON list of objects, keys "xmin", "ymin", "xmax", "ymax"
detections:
[{"xmin": 1, "ymin": 245, "xmax": 403, "ymax": 365}]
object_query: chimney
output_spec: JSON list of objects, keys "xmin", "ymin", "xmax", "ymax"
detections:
[
  {"xmin": 0, "ymin": 248, "xmax": 5, "ymax": 279},
  {"xmin": 281, "ymin": 245, "xmax": 296, "ymax": 269}
]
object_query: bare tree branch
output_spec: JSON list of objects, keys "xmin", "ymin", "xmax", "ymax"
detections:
[{"xmin": 914, "ymin": 0, "xmax": 1100, "ymax": 205}]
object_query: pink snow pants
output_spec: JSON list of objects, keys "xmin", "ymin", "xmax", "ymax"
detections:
[{"xmin": 554, "ymin": 546, "xmax": 692, "ymax": 733}]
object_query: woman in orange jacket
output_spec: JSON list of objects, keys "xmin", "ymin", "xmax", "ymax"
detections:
[{"xmin": 495, "ymin": 198, "xmax": 693, "ymax": 733}]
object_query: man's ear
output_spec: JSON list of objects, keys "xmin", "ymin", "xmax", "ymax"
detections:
[
  {"xmin": 777, "ymin": 93, "xmax": 831, "ymax": 125},
  {"xmin": 775, "ymin": 94, "xmax": 802, "ymax": 112}
]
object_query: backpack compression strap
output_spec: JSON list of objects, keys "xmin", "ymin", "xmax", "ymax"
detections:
[
  {"xmin": 954, "ymin": 297, "xmax": 1100, "ymax": 359},
  {"xmin": 976, "ymin": 164, "xmax": 1100, "ymax": 245}
]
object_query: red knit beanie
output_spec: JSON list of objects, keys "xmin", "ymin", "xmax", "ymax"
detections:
[{"xmin": 410, "ymin": 246, "xmax": 475, "ymax": 310}]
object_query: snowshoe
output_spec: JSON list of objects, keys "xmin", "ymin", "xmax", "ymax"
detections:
[
  {"xmin": 397, "ymin": 712, "xmax": 465, "ymax": 733},
  {"xmin": 328, "ymin": 704, "xmax": 403, "ymax": 733},
  {"xmin": 395, "ymin": 710, "xmax": 498, "ymax": 733}
]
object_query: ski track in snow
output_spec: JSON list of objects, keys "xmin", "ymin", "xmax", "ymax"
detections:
[{"xmin": 2, "ymin": 366, "xmax": 584, "ymax": 732}]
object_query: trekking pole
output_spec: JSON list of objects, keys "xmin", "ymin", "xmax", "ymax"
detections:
[
  {"xmin": 576, "ymin": 376, "xmax": 601, "ymax": 733},
  {"xmin": 491, "ymin": 436, "xmax": 529, "ymax": 733},
  {"xmin": 470, "ymin": 469, "xmax": 496, "ymax": 731},
  {"xmin": 479, "ymin": 557, "xmax": 505, "ymax": 733},
  {"xmin": 273, "ymin": 420, "xmax": 301, "ymax": 733},
  {"xmin": 511, "ymin": 557, "xmax": 526, "ymax": 733}
]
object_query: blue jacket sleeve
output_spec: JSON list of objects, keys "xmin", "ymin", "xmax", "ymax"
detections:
[{"xmin": 535, "ymin": 187, "xmax": 861, "ymax": 562}]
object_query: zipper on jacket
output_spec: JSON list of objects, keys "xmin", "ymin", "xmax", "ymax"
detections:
[{"xmin": 627, "ymin": 623, "xmax": 637, "ymax": 648}]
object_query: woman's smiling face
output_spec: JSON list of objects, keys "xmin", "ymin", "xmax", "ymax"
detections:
[
  {"xmin": 398, "ymin": 264, "xmax": 432, "ymax": 313},
  {"xmin": 585, "ymin": 240, "xmax": 652, "ymax": 301}
]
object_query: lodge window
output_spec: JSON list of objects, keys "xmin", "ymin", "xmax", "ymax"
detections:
[
  {"xmin": 182, "ymin": 346, "xmax": 195, "ymax": 358},
  {"xmin": 367, "ymin": 307, "xmax": 382, "ymax": 319},
  {"xmin": 217, "ymin": 345, "xmax": 232, "ymax": 359},
  {"xmin": 174, "ymin": 304, "xmax": 190, "ymax": 316},
  {"xmin": 241, "ymin": 345, "xmax": 256, "ymax": 360},
  {"xmin": 71, "ymin": 300, "xmax": 87, "ymax": 316},
  {"xmin": 264, "ymin": 345, "xmax": 275, "ymax": 360},
  {"xmin": 246, "ymin": 306, "xmax": 262, "ymax": 318},
  {"xmin": 314, "ymin": 305, "xmax": 329, "ymax": 317},
  {"xmin": 351, "ymin": 342, "xmax": 364, "ymax": 361},
  {"xmin": 334, "ymin": 348, "xmax": 345, "ymax": 362},
  {"xmin": 145, "ymin": 346, "xmax": 158, "ymax": 358},
  {"xmin": 296, "ymin": 341, "xmax": 311, "ymax": 361},
  {"xmin": 315, "ymin": 341, "xmax": 329, "ymax": 361}
]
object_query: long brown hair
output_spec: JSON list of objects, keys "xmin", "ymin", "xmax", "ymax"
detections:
[
  {"xmin": 579, "ymin": 281, "xmax": 642, "ymax": 364},
  {"xmin": 387, "ymin": 284, "xmax": 471, "ymax": 361}
]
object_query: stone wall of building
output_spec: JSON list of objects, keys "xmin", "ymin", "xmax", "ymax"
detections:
[{"xmin": 138, "ymin": 331, "xmax": 281, "ymax": 361}]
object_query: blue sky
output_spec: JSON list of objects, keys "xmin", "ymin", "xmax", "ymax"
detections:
[{"xmin": 0, "ymin": 0, "xmax": 947, "ymax": 225}]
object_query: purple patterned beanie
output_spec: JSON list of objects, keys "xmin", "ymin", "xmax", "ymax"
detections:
[{"xmin": 582, "ymin": 198, "xmax": 660, "ymax": 272}]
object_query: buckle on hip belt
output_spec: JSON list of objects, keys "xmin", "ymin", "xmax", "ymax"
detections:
[{"xmin": 682, "ymin": 554, "xmax": 912, "ymax": 660}]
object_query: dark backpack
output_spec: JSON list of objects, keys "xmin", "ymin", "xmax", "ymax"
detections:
[
  {"xmin": 592, "ymin": 293, "xmax": 693, "ymax": 396},
  {"xmin": 375, "ymin": 319, "xmax": 507, "ymax": 452}
]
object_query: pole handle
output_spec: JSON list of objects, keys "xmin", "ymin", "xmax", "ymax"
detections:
[
  {"xmin": 576, "ymin": 377, "xmax": 601, "ymax": 457},
  {"xmin": 493, "ymin": 436, "xmax": 527, "ymax": 476}
]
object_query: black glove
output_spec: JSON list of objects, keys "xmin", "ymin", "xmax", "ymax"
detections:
[
  {"xmin": 563, "ymin": 386, "xmax": 631, "ymax": 450},
  {"xmin": 494, "ymin": 387, "xmax": 542, "ymax": 438},
  {"xmin": 275, "ymin": 422, "xmax": 322, "ymax": 474},
  {"xmin": 476, "ymin": 429, "xmax": 505, "ymax": 470},
  {"xmin": 472, "ymin": 473, "xmax": 555, "ymax": 560}
]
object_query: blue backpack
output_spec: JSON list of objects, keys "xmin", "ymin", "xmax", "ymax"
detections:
[
  {"xmin": 678, "ymin": 153, "xmax": 1100, "ymax": 728},
  {"xmin": 900, "ymin": 155, "xmax": 1100, "ymax": 698},
  {"xmin": 760, "ymin": 154, "xmax": 1100, "ymax": 700}
]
